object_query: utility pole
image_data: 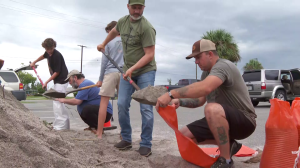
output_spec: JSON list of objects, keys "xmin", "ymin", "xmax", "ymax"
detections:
[{"xmin": 78, "ymin": 45, "xmax": 87, "ymax": 73}]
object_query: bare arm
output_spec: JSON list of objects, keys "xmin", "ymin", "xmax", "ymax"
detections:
[
  {"xmin": 46, "ymin": 72, "xmax": 60, "ymax": 84},
  {"xmin": 179, "ymin": 97, "xmax": 206, "ymax": 108},
  {"xmin": 33, "ymin": 55, "xmax": 45, "ymax": 64},
  {"xmin": 103, "ymin": 27, "xmax": 119, "ymax": 46},
  {"xmin": 56, "ymin": 98, "xmax": 83, "ymax": 105},
  {"xmin": 131, "ymin": 45, "xmax": 155, "ymax": 71},
  {"xmin": 171, "ymin": 76, "xmax": 223, "ymax": 99}
]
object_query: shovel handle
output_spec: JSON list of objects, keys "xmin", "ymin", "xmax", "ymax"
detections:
[
  {"xmin": 101, "ymin": 51, "xmax": 140, "ymax": 91},
  {"xmin": 75, "ymin": 84, "xmax": 99, "ymax": 92},
  {"xmin": 31, "ymin": 66, "xmax": 44, "ymax": 86}
]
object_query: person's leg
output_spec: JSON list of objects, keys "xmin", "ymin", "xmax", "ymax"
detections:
[
  {"xmin": 97, "ymin": 96, "xmax": 110, "ymax": 138},
  {"xmin": 134, "ymin": 71, "xmax": 156, "ymax": 151},
  {"xmin": 53, "ymin": 83, "xmax": 70, "ymax": 130},
  {"xmin": 204, "ymin": 103, "xmax": 230, "ymax": 160},
  {"xmin": 97, "ymin": 72, "xmax": 119, "ymax": 138},
  {"xmin": 80, "ymin": 105, "xmax": 99, "ymax": 128},
  {"xmin": 116, "ymin": 75, "xmax": 135, "ymax": 144}
]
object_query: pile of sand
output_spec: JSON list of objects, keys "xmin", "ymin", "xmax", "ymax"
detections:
[{"xmin": 0, "ymin": 86, "xmax": 198, "ymax": 168}]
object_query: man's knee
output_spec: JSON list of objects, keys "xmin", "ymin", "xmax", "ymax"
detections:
[
  {"xmin": 180, "ymin": 126, "xmax": 194, "ymax": 138},
  {"xmin": 204, "ymin": 103, "xmax": 226, "ymax": 119}
]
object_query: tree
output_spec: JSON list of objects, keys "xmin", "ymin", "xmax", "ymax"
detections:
[
  {"xmin": 16, "ymin": 71, "xmax": 37, "ymax": 88},
  {"xmin": 36, "ymin": 83, "xmax": 45, "ymax": 94},
  {"xmin": 243, "ymin": 58, "xmax": 264, "ymax": 71},
  {"xmin": 202, "ymin": 29, "xmax": 241, "ymax": 63},
  {"xmin": 167, "ymin": 78, "xmax": 172, "ymax": 85}
]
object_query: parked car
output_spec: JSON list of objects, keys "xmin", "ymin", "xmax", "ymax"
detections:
[
  {"xmin": 0, "ymin": 70, "xmax": 26, "ymax": 101},
  {"xmin": 242, "ymin": 68, "xmax": 300, "ymax": 106},
  {"xmin": 161, "ymin": 79, "xmax": 200, "ymax": 91}
]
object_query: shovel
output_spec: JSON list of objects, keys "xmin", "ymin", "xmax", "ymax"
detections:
[
  {"xmin": 101, "ymin": 51, "xmax": 168, "ymax": 106},
  {"xmin": 101, "ymin": 51, "xmax": 140, "ymax": 90},
  {"xmin": 43, "ymin": 84, "xmax": 99, "ymax": 98}
]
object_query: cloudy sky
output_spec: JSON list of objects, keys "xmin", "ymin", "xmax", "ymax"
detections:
[{"xmin": 0, "ymin": 0, "xmax": 299, "ymax": 88}]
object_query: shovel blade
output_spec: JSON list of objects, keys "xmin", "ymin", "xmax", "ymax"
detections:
[
  {"xmin": 43, "ymin": 88, "xmax": 66, "ymax": 98},
  {"xmin": 131, "ymin": 85, "xmax": 168, "ymax": 105}
]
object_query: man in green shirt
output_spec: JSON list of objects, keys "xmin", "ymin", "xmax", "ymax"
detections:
[{"xmin": 97, "ymin": 0, "xmax": 156, "ymax": 157}]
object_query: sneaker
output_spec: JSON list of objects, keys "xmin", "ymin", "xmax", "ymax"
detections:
[
  {"xmin": 211, "ymin": 157, "xmax": 234, "ymax": 168},
  {"xmin": 114, "ymin": 140, "xmax": 132, "ymax": 150},
  {"xmin": 215, "ymin": 140, "xmax": 242, "ymax": 158},
  {"xmin": 230, "ymin": 140, "xmax": 242, "ymax": 158},
  {"xmin": 137, "ymin": 146, "xmax": 152, "ymax": 157}
]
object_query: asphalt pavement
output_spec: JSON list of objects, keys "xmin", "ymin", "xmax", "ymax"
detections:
[{"xmin": 22, "ymin": 99, "xmax": 270, "ymax": 151}]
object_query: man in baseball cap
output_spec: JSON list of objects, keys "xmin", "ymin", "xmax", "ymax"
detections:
[
  {"xmin": 156, "ymin": 39, "xmax": 257, "ymax": 168},
  {"xmin": 97, "ymin": 0, "xmax": 156, "ymax": 157},
  {"xmin": 128, "ymin": 0, "xmax": 145, "ymax": 6},
  {"xmin": 56, "ymin": 70, "xmax": 113, "ymax": 134}
]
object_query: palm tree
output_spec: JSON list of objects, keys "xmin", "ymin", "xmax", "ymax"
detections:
[
  {"xmin": 243, "ymin": 58, "xmax": 264, "ymax": 71},
  {"xmin": 202, "ymin": 29, "xmax": 241, "ymax": 63}
]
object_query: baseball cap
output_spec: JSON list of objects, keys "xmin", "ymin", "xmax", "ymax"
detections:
[
  {"xmin": 186, "ymin": 39, "xmax": 216, "ymax": 59},
  {"xmin": 128, "ymin": 0, "xmax": 145, "ymax": 6},
  {"xmin": 65, "ymin": 70, "xmax": 82, "ymax": 81}
]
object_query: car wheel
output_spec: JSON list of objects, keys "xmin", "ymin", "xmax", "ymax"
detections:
[
  {"xmin": 275, "ymin": 90, "xmax": 286, "ymax": 101},
  {"xmin": 252, "ymin": 100, "xmax": 259, "ymax": 107}
]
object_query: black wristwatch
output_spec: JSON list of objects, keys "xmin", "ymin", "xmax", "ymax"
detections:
[{"xmin": 168, "ymin": 91, "xmax": 174, "ymax": 99}]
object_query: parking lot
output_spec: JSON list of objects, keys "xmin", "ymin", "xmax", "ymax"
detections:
[{"xmin": 23, "ymin": 99, "xmax": 271, "ymax": 150}]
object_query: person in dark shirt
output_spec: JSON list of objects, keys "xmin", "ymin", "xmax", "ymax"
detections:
[{"xmin": 30, "ymin": 38, "xmax": 70, "ymax": 130}]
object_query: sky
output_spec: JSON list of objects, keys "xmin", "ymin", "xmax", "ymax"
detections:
[{"xmin": 0, "ymin": 0, "xmax": 299, "ymax": 88}]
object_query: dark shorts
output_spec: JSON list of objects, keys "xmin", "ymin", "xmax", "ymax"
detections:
[
  {"xmin": 80, "ymin": 105, "xmax": 112, "ymax": 129},
  {"xmin": 186, "ymin": 104, "xmax": 255, "ymax": 142}
]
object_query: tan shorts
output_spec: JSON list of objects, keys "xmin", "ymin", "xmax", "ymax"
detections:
[{"xmin": 99, "ymin": 72, "xmax": 121, "ymax": 97}]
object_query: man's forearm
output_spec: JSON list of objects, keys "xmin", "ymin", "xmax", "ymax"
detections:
[
  {"xmin": 33, "ymin": 55, "xmax": 45, "ymax": 64},
  {"xmin": 132, "ymin": 53, "xmax": 154, "ymax": 70},
  {"xmin": 46, "ymin": 72, "xmax": 59, "ymax": 83},
  {"xmin": 102, "ymin": 28, "xmax": 119, "ymax": 46},
  {"xmin": 179, "ymin": 98, "xmax": 201, "ymax": 108},
  {"xmin": 131, "ymin": 46, "xmax": 155, "ymax": 71},
  {"xmin": 171, "ymin": 82, "xmax": 208, "ymax": 99},
  {"xmin": 62, "ymin": 98, "xmax": 80, "ymax": 105}
]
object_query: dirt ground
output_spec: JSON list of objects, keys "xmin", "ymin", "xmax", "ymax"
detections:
[{"xmin": 0, "ymin": 86, "xmax": 260, "ymax": 168}]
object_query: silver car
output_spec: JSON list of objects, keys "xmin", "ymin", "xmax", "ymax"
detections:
[{"xmin": 242, "ymin": 68, "xmax": 300, "ymax": 106}]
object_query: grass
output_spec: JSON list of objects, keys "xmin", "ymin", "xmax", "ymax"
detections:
[{"xmin": 25, "ymin": 96, "xmax": 74, "ymax": 100}]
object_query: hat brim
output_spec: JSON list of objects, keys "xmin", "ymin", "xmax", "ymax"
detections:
[
  {"xmin": 129, "ymin": 3, "xmax": 144, "ymax": 6},
  {"xmin": 65, "ymin": 77, "xmax": 71, "ymax": 81},
  {"xmin": 186, "ymin": 52, "xmax": 201, "ymax": 59}
]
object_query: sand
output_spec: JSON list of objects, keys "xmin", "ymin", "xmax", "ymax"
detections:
[
  {"xmin": 0, "ymin": 86, "xmax": 260, "ymax": 168},
  {"xmin": 131, "ymin": 85, "xmax": 168, "ymax": 106}
]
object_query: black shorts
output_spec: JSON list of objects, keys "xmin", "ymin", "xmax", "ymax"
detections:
[
  {"xmin": 80, "ymin": 105, "xmax": 112, "ymax": 129},
  {"xmin": 186, "ymin": 104, "xmax": 255, "ymax": 142}
]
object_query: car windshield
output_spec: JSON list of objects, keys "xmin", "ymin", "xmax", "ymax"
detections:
[
  {"xmin": 178, "ymin": 79, "xmax": 189, "ymax": 85},
  {"xmin": 0, "ymin": 72, "xmax": 19, "ymax": 82},
  {"xmin": 242, "ymin": 71, "xmax": 261, "ymax": 82}
]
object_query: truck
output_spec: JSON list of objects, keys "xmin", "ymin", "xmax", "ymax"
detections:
[{"xmin": 161, "ymin": 79, "xmax": 200, "ymax": 91}]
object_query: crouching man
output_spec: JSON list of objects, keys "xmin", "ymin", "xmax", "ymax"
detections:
[{"xmin": 56, "ymin": 70, "xmax": 113, "ymax": 132}]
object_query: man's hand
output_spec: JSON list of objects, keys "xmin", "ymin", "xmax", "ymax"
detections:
[
  {"xmin": 55, "ymin": 98, "xmax": 65, "ymax": 103},
  {"xmin": 30, "ymin": 62, "xmax": 35, "ymax": 68},
  {"xmin": 42, "ymin": 82, "xmax": 48, "ymax": 90},
  {"xmin": 170, "ymin": 99, "xmax": 180, "ymax": 109},
  {"xmin": 123, "ymin": 67, "xmax": 134, "ymax": 80},
  {"xmin": 155, "ymin": 93, "xmax": 172, "ymax": 112},
  {"xmin": 96, "ymin": 81, "xmax": 102, "ymax": 87},
  {"xmin": 97, "ymin": 44, "xmax": 105, "ymax": 52}
]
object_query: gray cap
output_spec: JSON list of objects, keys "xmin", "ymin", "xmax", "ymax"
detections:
[{"xmin": 65, "ymin": 70, "xmax": 82, "ymax": 81}]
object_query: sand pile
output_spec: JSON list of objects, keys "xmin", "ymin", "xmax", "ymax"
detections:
[{"xmin": 0, "ymin": 86, "xmax": 198, "ymax": 168}]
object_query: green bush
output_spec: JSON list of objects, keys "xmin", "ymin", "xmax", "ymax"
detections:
[
  {"xmin": 34, "ymin": 93, "xmax": 43, "ymax": 96},
  {"xmin": 73, "ymin": 92, "xmax": 78, "ymax": 97}
]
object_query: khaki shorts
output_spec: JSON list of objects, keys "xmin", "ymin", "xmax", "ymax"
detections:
[{"xmin": 99, "ymin": 72, "xmax": 121, "ymax": 97}]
